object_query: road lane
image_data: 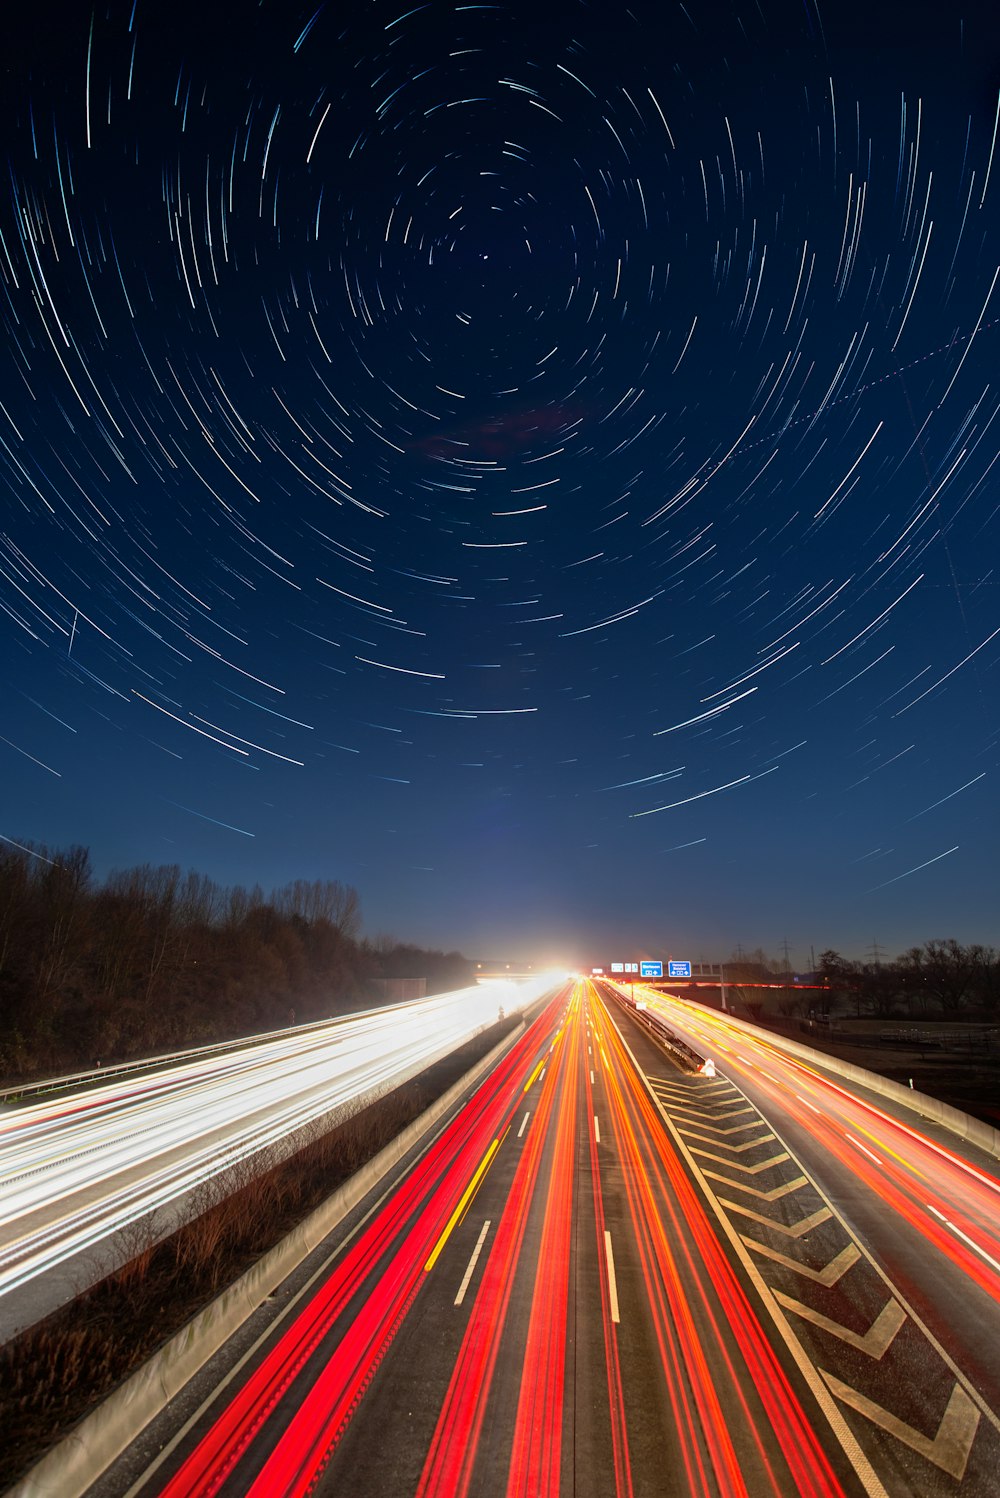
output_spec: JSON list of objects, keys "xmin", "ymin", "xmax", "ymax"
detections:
[
  {"xmin": 600, "ymin": 981, "xmax": 1000, "ymax": 1494},
  {"xmin": 589, "ymin": 990, "xmax": 859, "ymax": 1498}
]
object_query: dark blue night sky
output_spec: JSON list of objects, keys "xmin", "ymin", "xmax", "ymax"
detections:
[{"xmin": 2, "ymin": 0, "xmax": 998, "ymax": 966}]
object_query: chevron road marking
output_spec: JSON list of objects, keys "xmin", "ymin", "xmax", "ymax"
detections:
[
  {"xmin": 774, "ymin": 1293, "xmax": 906, "ymax": 1359},
  {"xmin": 688, "ymin": 1147, "xmax": 791, "ymax": 1173},
  {"xmin": 662, "ymin": 1105, "xmax": 758, "ymax": 1123},
  {"xmin": 651, "ymin": 1096, "xmax": 756, "ymax": 1120},
  {"xmin": 679, "ymin": 1131, "xmax": 778, "ymax": 1153},
  {"xmin": 822, "ymin": 1373, "xmax": 981, "ymax": 1482},
  {"xmin": 650, "ymin": 1079, "xmax": 728, "ymax": 1096},
  {"xmin": 606, "ymin": 1000, "xmax": 1000, "ymax": 1497},
  {"xmin": 718, "ymin": 1200, "xmax": 833, "ymax": 1236},
  {"xmin": 701, "ymin": 1171, "xmax": 809, "ymax": 1202},
  {"xmin": 742, "ymin": 1238, "xmax": 862, "ymax": 1287},
  {"xmin": 674, "ymin": 1117, "xmax": 774, "ymax": 1137}
]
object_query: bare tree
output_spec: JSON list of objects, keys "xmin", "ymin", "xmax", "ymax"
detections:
[
  {"xmin": 899, "ymin": 939, "xmax": 980, "ymax": 1014},
  {"xmin": 272, "ymin": 879, "xmax": 361, "ymax": 938}
]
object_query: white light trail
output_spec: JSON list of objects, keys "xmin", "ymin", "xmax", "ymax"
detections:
[{"xmin": 0, "ymin": 977, "xmax": 562, "ymax": 1306}]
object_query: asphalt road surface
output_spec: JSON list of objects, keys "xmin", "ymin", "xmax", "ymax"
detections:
[{"xmin": 100, "ymin": 979, "xmax": 1000, "ymax": 1498}]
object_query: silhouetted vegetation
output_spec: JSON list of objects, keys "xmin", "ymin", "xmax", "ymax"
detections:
[
  {"xmin": 714, "ymin": 942, "xmax": 1000, "ymax": 1022},
  {"xmin": 0, "ymin": 840, "xmax": 474, "ymax": 1081},
  {"xmin": 815, "ymin": 940, "xmax": 1000, "ymax": 1019}
]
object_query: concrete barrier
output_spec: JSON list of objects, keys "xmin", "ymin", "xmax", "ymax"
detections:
[
  {"xmin": 8, "ymin": 1022, "xmax": 525, "ymax": 1498},
  {"xmin": 698, "ymin": 1008, "xmax": 1000, "ymax": 1163}
]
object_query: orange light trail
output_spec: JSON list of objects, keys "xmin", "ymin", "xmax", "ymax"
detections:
[{"xmin": 591, "ymin": 991, "xmax": 850, "ymax": 1498}]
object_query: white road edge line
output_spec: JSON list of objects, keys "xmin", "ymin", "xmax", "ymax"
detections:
[
  {"xmin": 517, "ymin": 1111, "xmax": 530, "ymax": 1138},
  {"xmin": 455, "ymin": 1219, "xmax": 491, "ymax": 1306},
  {"xmin": 604, "ymin": 1229, "xmax": 620, "ymax": 1323}
]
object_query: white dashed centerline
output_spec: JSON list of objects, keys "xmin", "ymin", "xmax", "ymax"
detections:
[
  {"xmin": 455, "ymin": 1219, "xmax": 491, "ymax": 1307},
  {"xmin": 604, "ymin": 1229, "xmax": 620, "ymax": 1323}
]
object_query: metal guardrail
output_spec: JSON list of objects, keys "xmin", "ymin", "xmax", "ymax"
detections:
[
  {"xmin": 0, "ymin": 1026, "xmax": 304, "ymax": 1105},
  {"xmin": 604, "ymin": 984, "xmax": 707, "ymax": 1072}
]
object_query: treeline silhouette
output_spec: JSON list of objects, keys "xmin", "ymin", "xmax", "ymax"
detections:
[
  {"xmin": 0, "ymin": 841, "xmax": 473, "ymax": 1080},
  {"xmin": 721, "ymin": 944, "xmax": 1000, "ymax": 1019},
  {"xmin": 814, "ymin": 941, "xmax": 1000, "ymax": 1018}
]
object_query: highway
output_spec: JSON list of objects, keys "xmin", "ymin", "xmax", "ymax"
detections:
[
  {"xmin": 93, "ymin": 979, "xmax": 1000, "ymax": 1498},
  {"xmin": 0, "ymin": 977, "xmax": 559, "ymax": 1338},
  {"xmin": 610, "ymin": 985, "xmax": 1000, "ymax": 1432}
]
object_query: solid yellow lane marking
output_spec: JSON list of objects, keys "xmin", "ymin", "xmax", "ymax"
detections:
[
  {"xmin": 523, "ymin": 1057, "xmax": 545, "ymax": 1093},
  {"xmin": 425, "ymin": 1138, "xmax": 500, "ymax": 1272}
]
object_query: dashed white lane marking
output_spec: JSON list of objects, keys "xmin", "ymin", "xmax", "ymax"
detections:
[
  {"xmin": 604, "ymin": 1229, "xmax": 620, "ymax": 1324},
  {"xmin": 517, "ymin": 1111, "xmax": 530, "ymax": 1139},
  {"xmin": 455, "ymin": 1219, "xmax": 492, "ymax": 1307},
  {"xmin": 927, "ymin": 1203, "xmax": 1000, "ymax": 1274},
  {"xmin": 594, "ymin": 1114, "xmax": 601, "ymax": 1144}
]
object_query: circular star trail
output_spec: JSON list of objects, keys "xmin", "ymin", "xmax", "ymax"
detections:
[{"xmin": 1, "ymin": 0, "xmax": 998, "ymax": 955}]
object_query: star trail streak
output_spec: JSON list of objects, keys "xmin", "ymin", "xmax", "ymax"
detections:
[{"xmin": 1, "ymin": 0, "xmax": 998, "ymax": 955}]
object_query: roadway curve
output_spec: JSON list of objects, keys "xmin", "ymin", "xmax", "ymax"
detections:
[{"xmin": 93, "ymin": 979, "xmax": 1000, "ymax": 1498}]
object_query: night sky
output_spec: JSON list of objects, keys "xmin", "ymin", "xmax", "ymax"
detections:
[{"xmin": 3, "ymin": 0, "xmax": 999, "ymax": 967}]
